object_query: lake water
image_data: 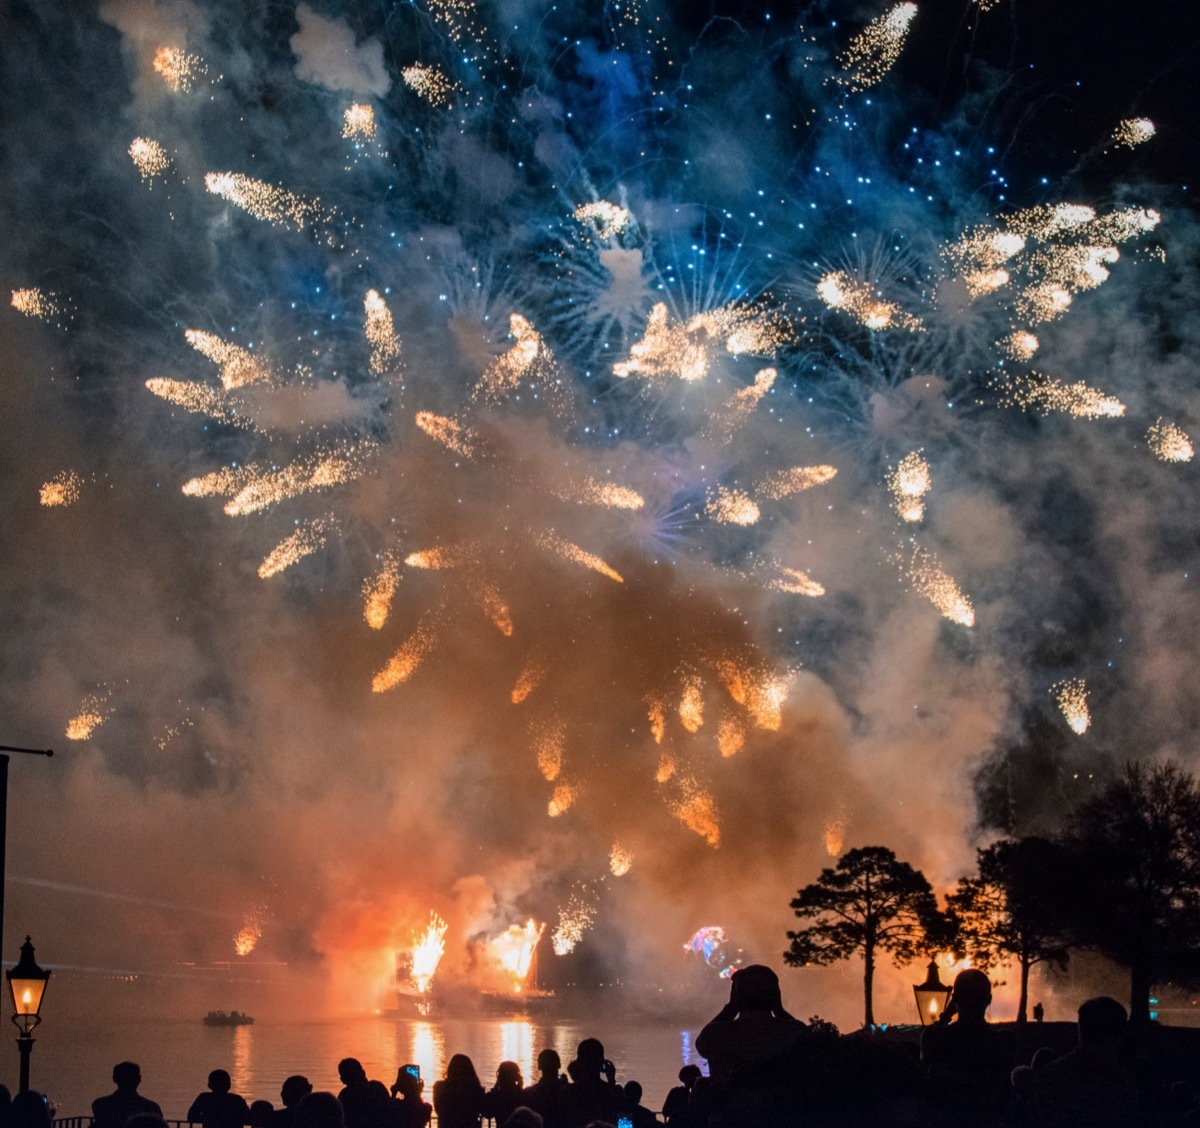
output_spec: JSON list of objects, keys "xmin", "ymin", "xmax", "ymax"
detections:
[{"xmin": 24, "ymin": 1008, "xmax": 707, "ymax": 1119}]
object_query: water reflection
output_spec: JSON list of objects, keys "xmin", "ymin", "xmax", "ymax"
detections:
[
  {"xmin": 498, "ymin": 1019, "xmax": 534, "ymax": 1083},
  {"xmin": 231, "ymin": 1023, "xmax": 254, "ymax": 1096},
  {"xmin": 409, "ymin": 1021, "xmax": 444, "ymax": 1086}
]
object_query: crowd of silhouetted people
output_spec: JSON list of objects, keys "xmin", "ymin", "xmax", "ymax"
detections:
[{"xmin": 1, "ymin": 965, "xmax": 1199, "ymax": 1127}]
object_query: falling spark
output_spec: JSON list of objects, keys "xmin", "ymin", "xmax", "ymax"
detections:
[
  {"xmin": 145, "ymin": 378, "xmax": 251, "ymax": 428},
  {"xmin": 535, "ymin": 723, "xmax": 564, "ymax": 781},
  {"xmin": 609, "ymin": 843, "xmax": 634, "ymax": 876},
  {"xmin": 706, "ymin": 368, "xmax": 777, "ymax": 441},
  {"xmin": 342, "ymin": 104, "xmax": 377, "ymax": 142},
  {"xmin": 887, "ymin": 451, "xmax": 932, "ymax": 523},
  {"xmin": 823, "ymin": 816, "xmax": 846, "ymax": 857},
  {"xmin": 402, "ymin": 64, "xmax": 455, "ymax": 108},
  {"xmin": 554, "ymin": 476, "xmax": 644, "ymax": 510},
  {"xmin": 153, "ymin": 46, "xmax": 205, "ymax": 92},
  {"xmin": 671, "ymin": 778, "xmax": 721, "ymax": 848},
  {"xmin": 185, "ymin": 329, "xmax": 272, "ymax": 390},
  {"xmin": 679, "ymin": 675, "xmax": 704, "ymax": 733},
  {"xmin": 129, "ymin": 137, "xmax": 169, "ymax": 184},
  {"xmin": 1000, "ymin": 331, "xmax": 1040, "ymax": 361},
  {"xmin": 833, "ymin": 3, "xmax": 918, "ymax": 92},
  {"xmin": 552, "ymin": 889, "xmax": 596, "ymax": 955},
  {"xmin": 372, "ymin": 620, "xmax": 438, "ymax": 692},
  {"xmin": 537, "ymin": 533, "xmax": 623, "ymax": 583},
  {"xmin": 817, "ymin": 271, "xmax": 922, "ymax": 331},
  {"xmin": 647, "ymin": 698, "xmax": 667, "ymax": 744},
  {"xmin": 511, "ymin": 659, "xmax": 547, "ymax": 704},
  {"xmin": 655, "ymin": 749, "xmax": 677, "ymax": 783},
  {"xmin": 547, "ymin": 782, "xmax": 579, "ymax": 817},
  {"xmin": 11, "ymin": 287, "xmax": 64, "ymax": 325},
  {"xmin": 415, "ymin": 411, "xmax": 480, "ymax": 458},
  {"xmin": 363, "ymin": 554, "xmax": 401, "ymax": 629},
  {"xmin": 205, "ymin": 172, "xmax": 327, "ymax": 232},
  {"xmin": 1147, "ymin": 419, "xmax": 1194, "ymax": 463},
  {"xmin": 40, "ymin": 470, "xmax": 82, "ymax": 507},
  {"xmin": 258, "ymin": 519, "xmax": 331, "ymax": 579},
  {"xmin": 1052, "ymin": 678, "xmax": 1090, "ymax": 735},
  {"xmin": 66, "ymin": 693, "xmax": 110, "ymax": 740},
  {"xmin": 364, "ymin": 290, "xmax": 401, "ymax": 375},
  {"xmin": 408, "ymin": 914, "xmax": 448, "ymax": 992},
  {"xmin": 717, "ymin": 715, "xmax": 745, "ymax": 758},
  {"xmin": 218, "ymin": 451, "xmax": 367, "ymax": 517},
  {"xmin": 706, "ymin": 487, "xmax": 760, "ymax": 526},
  {"xmin": 1111, "ymin": 117, "xmax": 1156, "ymax": 149},
  {"xmin": 769, "ymin": 567, "xmax": 825, "ymax": 597},
  {"xmin": 573, "ymin": 201, "xmax": 631, "ymax": 240},
  {"xmin": 900, "ymin": 543, "xmax": 974, "ymax": 626},
  {"xmin": 490, "ymin": 920, "xmax": 544, "ymax": 991},
  {"xmin": 1000, "ymin": 372, "xmax": 1126, "ymax": 419},
  {"xmin": 744, "ymin": 672, "xmax": 792, "ymax": 731},
  {"xmin": 474, "ymin": 314, "xmax": 566, "ymax": 416},
  {"xmin": 234, "ymin": 910, "xmax": 263, "ymax": 956},
  {"xmin": 756, "ymin": 465, "xmax": 838, "ymax": 500}
]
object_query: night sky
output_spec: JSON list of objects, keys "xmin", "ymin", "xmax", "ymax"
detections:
[{"xmin": 1, "ymin": 0, "xmax": 1198, "ymax": 1025}]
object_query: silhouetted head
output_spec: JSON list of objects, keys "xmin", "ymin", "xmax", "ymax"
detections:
[
  {"xmin": 392, "ymin": 1072, "xmax": 421, "ymax": 1102},
  {"xmin": 496, "ymin": 1061, "xmax": 522, "ymax": 1087},
  {"xmin": 209, "ymin": 1070, "xmax": 232, "ymax": 1094},
  {"xmin": 337, "ymin": 1059, "xmax": 366, "ymax": 1086},
  {"xmin": 949, "ymin": 969, "xmax": 992, "ymax": 1019},
  {"xmin": 281, "ymin": 1077, "xmax": 313, "ymax": 1109},
  {"xmin": 678, "ymin": 1065, "xmax": 702, "ymax": 1089},
  {"xmin": 1030, "ymin": 1047, "xmax": 1058, "ymax": 1071},
  {"xmin": 249, "ymin": 1100, "xmax": 274, "ymax": 1128},
  {"xmin": 1010, "ymin": 1065, "xmax": 1035, "ymax": 1097},
  {"xmin": 536, "ymin": 1049, "xmax": 560, "ymax": 1077},
  {"xmin": 1077, "ymin": 996, "xmax": 1127, "ymax": 1048},
  {"xmin": 113, "ymin": 1062, "xmax": 142, "ymax": 1091},
  {"xmin": 729, "ymin": 965, "xmax": 783, "ymax": 1013},
  {"xmin": 295, "ymin": 1093, "xmax": 343, "ymax": 1128},
  {"xmin": 623, "ymin": 1081, "xmax": 643, "ymax": 1105},
  {"xmin": 10, "ymin": 1091, "xmax": 52, "ymax": 1128},
  {"xmin": 444, "ymin": 1054, "xmax": 480, "ymax": 1086},
  {"xmin": 574, "ymin": 1038, "xmax": 606, "ymax": 1072},
  {"xmin": 501, "ymin": 1108, "xmax": 543, "ymax": 1128}
]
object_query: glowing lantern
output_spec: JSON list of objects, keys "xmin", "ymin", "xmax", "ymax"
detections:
[
  {"xmin": 7, "ymin": 936, "xmax": 50, "ymax": 1092},
  {"xmin": 913, "ymin": 959, "xmax": 951, "ymax": 1027}
]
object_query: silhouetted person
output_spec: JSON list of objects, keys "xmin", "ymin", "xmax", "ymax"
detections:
[
  {"xmin": 188, "ymin": 1069, "xmax": 251, "ymax": 1128},
  {"xmin": 250, "ymin": 1102, "xmax": 275, "ymax": 1128},
  {"xmin": 1035, "ymin": 996, "xmax": 1142, "ymax": 1128},
  {"xmin": 563, "ymin": 1038, "xmax": 622, "ymax": 1128},
  {"xmin": 432, "ymin": 1054, "xmax": 486, "ymax": 1128},
  {"xmin": 295, "ymin": 1093, "xmax": 344, "ymax": 1128},
  {"xmin": 486, "ymin": 1062, "xmax": 525, "ymax": 1126},
  {"xmin": 0, "ymin": 1085, "xmax": 12, "ymax": 1128},
  {"xmin": 93, "ymin": 1062, "xmax": 164, "ymax": 1128},
  {"xmin": 920, "ymin": 968, "xmax": 1010, "ymax": 1128},
  {"xmin": 1033, "ymin": 1002, "xmax": 1045, "ymax": 1023},
  {"xmin": 523, "ymin": 1049, "xmax": 567, "ymax": 1128},
  {"xmin": 337, "ymin": 1059, "xmax": 390, "ymax": 1128},
  {"xmin": 1008, "ymin": 1066, "xmax": 1038, "ymax": 1127},
  {"xmin": 389, "ymin": 1070, "xmax": 431, "ymax": 1128},
  {"xmin": 661, "ymin": 1066, "xmax": 701, "ymax": 1125},
  {"xmin": 274, "ymin": 1077, "xmax": 314, "ymax": 1128},
  {"xmin": 502, "ymin": 1110, "xmax": 544, "ymax": 1128},
  {"xmin": 694, "ymin": 964, "xmax": 803, "ymax": 1126},
  {"xmin": 9, "ymin": 1093, "xmax": 50, "ymax": 1128},
  {"xmin": 620, "ymin": 1081, "xmax": 658, "ymax": 1127}
]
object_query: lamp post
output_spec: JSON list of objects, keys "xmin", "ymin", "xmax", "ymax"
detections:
[
  {"xmin": 913, "ymin": 959, "xmax": 952, "ymax": 1026},
  {"xmin": 7, "ymin": 935, "xmax": 50, "ymax": 1092}
]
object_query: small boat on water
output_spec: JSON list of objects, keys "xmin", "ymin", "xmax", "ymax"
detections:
[{"xmin": 203, "ymin": 1010, "xmax": 255, "ymax": 1026}]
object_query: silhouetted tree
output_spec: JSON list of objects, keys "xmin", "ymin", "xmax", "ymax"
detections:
[
  {"xmin": 947, "ymin": 836, "xmax": 1070, "ymax": 1023},
  {"xmin": 1063, "ymin": 761, "xmax": 1200, "ymax": 1024},
  {"xmin": 785, "ymin": 845, "xmax": 944, "ymax": 1027}
]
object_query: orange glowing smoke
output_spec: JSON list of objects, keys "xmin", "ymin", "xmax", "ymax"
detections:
[
  {"xmin": 490, "ymin": 920, "xmax": 544, "ymax": 991},
  {"xmin": 408, "ymin": 914, "xmax": 448, "ymax": 992}
]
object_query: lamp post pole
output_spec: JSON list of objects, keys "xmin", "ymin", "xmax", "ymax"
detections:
[{"xmin": 0, "ymin": 746, "xmax": 55, "ymax": 1028}]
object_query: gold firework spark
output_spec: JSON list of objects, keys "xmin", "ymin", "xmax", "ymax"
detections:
[
  {"xmin": 816, "ymin": 271, "xmax": 922, "ymax": 331},
  {"xmin": 887, "ymin": 451, "xmax": 932, "ymax": 523},
  {"xmin": 40, "ymin": 470, "xmax": 82, "ymax": 507},
  {"xmin": 1052, "ymin": 678, "xmax": 1090, "ymax": 735},
  {"xmin": 153, "ymin": 46, "xmax": 206, "ymax": 92},
  {"xmin": 833, "ymin": 3, "xmax": 918, "ymax": 92},
  {"xmin": 185, "ymin": 329, "xmax": 272, "ymax": 390},
  {"xmin": 768, "ymin": 566, "xmax": 825, "ymax": 597},
  {"xmin": 548, "ymin": 781, "xmax": 579, "ymax": 817},
  {"xmin": 678, "ymin": 675, "xmax": 704, "ymax": 733},
  {"xmin": 573, "ymin": 201, "xmax": 632, "ymax": 240},
  {"xmin": 342, "ymin": 104, "xmax": 378, "ymax": 142},
  {"xmin": 671, "ymin": 777, "xmax": 720, "ymax": 848},
  {"xmin": 537, "ymin": 533, "xmax": 623, "ymax": 583},
  {"xmin": 11, "ymin": 287, "xmax": 64, "ymax": 325},
  {"xmin": 66, "ymin": 692, "xmax": 110, "ymax": 740},
  {"xmin": 402, "ymin": 64, "xmax": 455, "ymax": 108},
  {"xmin": 1111, "ymin": 117, "xmax": 1156, "ymax": 149},
  {"xmin": 372, "ymin": 618, "xmax": 439, "ymax": 692},
  {"xmin": 717, "ymin": 714, "xmax": 745, "ymax": 758},
  {"xmin": 706, "ymin": 487, "xmax": 760, "ymax": 526},
  {"xmin": 823, "ymin": 815, "xmax": 846, "ymax": 857},
  {"xmin": 999, "ymin": 331, "xmax": 1040, "ymax": 361},
  {"xmin": 364, "ymin": 290, "xmax": 401, "ymax": 375},
  {"xmin": 408, "ymin": 914, "xmax": 448, "ymax": 992},
  {"xmin": 999, "ymin": 372, "xmax": 1125, "ymax": 419},
  {"xmin": 900, "ymin": 543, "xmax": 974, "ymax": 626},
  {"xmin": 414, "ymin": 411, "xmax": 480, "ymax": 458},
  {"xmin": 535, "ymin": 722, "xmax": 564, "ymax": 781},
  {"xmin": 258, "ymin": 518, "xmax": 332, "ymax": 579},
  {"xmin": 756, "ymin": 465, "xmax": 838, "ymax": 500},
  {"xmin": 145, "ymin": 379, "xmax": 251, "ymax": 429},
  {"xmin": 705, "ymin": 368, "xmax": 777, "ymax": 442},
  {"xmin": 205, "ymin": 172, "xmax": 328, "ymax": 233},
  {"xmin": 552, "ymin": 891, "xmax": 595, "ymax": 956},
  {"xmin": 511, "ymin": 658, "xmax": 547, "ymax": 704},
  {"xmin": 363, "ymin": 553, "xmax": 401, "ymax": 629},
  {"xmin": 129, "ymin": 137, "xmax": 169, "ymax": 184},
  {"xmin": 609, "ymin": 843, "xmax": 634, "ymax": 876},
  {"xmin": 1147, "ymin": 419, "xmax": 1194, "ymax": 463}
]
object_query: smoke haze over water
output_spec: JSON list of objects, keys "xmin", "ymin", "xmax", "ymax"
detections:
[{"xmin": 1, "ymin": 0, "xmax": 1198, "ymax": 1028}]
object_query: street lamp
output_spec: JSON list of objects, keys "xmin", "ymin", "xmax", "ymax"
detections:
[
  {"xmin": 7, "ymin": 936, "xmax": 50, "ymax": 1093},
  {"xmin": 913, "ymin": 959, "xmax": 952, "ymax": 1026}
]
